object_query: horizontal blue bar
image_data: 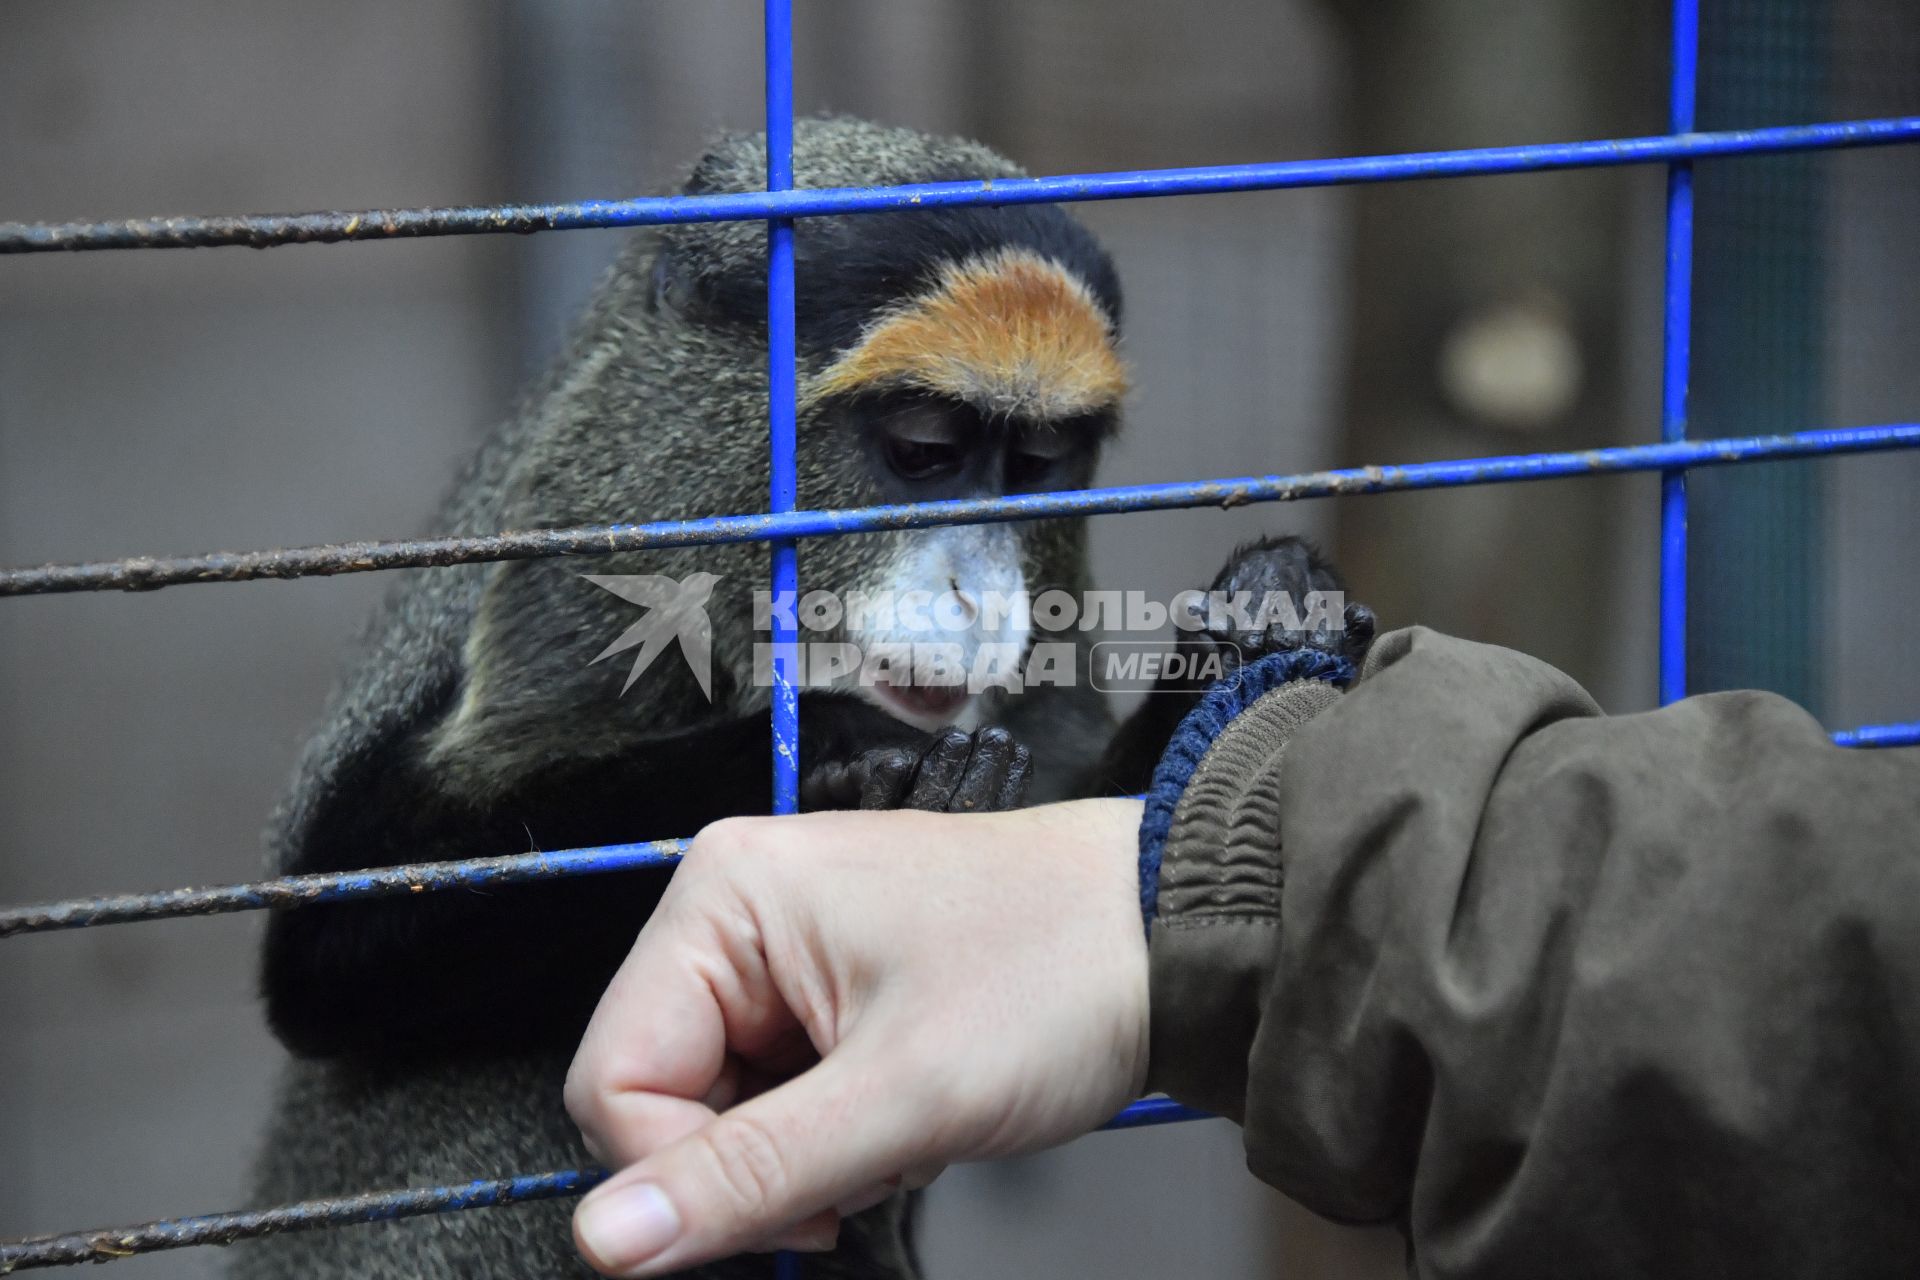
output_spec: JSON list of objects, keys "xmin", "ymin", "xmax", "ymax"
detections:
[
  {"xmin": 3, "ymin": 117, "xmax": 1916, "ymax": 254},
  {"xmin": 0, "ymin": 841, "xmax": 688, "ymax": 937},
  {"xmin": 5, "ymin": 424, "xmax": 1918, "ymax": 597},
  {"xmin": 0, "ymin": 1169, "xmax": 606, "ymax": 1271},
  {"xmin": 1098, "ymin": 1097, "xmax": 1213, "ymax": 1130},
  {"xmin": 0, "ymin": 1100, "xmax": 1206, "ymax": 1269},
  {"xmin": 8, "ymin": 702, "xmax": 1915, "ymax": 938},
  {"xmin": 1832, "ymin": 722, "xmax": 1920, "ymax": 749}
]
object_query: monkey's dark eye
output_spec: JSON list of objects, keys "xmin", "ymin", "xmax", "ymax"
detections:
[
  {"xmin": 868, "ymin": 395, "xmax": 975, "ymax": 484},
  {"xmin": 885, "ymin": 436, "xmax": 964, "ymax": 481},
  {"xmin": 1007, "ymin": 450, "xmax": 1059, "ymax": 487},
  {"xmin": 1006, "ymin": 426, "xmax": 1076, "ymax": 488}
]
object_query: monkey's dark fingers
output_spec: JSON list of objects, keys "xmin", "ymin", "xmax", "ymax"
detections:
[
  {"xmin": 990, "ymin": 737, "xmax": 1034, "ymax": 811},
  {"xmin": 1249, "ymin": 623, "xmax": 1331, "ymax": 659},
  {"xmin": 1229, "ymin": 597, "xmax": 1373, "ymax": 663},
  {"xmin": 856, "ymin": 749, "xmax": 918, "ymax": 810},
  {"xmin": 1248, "ymin": 601, "xmax": 1378, "ymax": 664},
  {"xmin": 902, "ymin": 728, "xmax": 976, "ymax": 811},
  {"xmin": 939, "ymin": 727, "xmax": 1029, "ymax": 813},
  {"xmin": 1343, "ymin": 602, "xmax": 1378, "ymax": 663},
  {"xmin": 799, "ymin": 760, "xmax": 861, "ymax": 812}
]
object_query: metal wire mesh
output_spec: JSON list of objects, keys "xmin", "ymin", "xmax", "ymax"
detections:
[{"xmin": 1, "ymin": 0, "xmax": 1918, "ymax": 1271}]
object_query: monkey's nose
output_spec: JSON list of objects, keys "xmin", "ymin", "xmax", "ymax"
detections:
[{"xmin": 949, "ymin": 578, "xmax": 981, "ymax": 625}]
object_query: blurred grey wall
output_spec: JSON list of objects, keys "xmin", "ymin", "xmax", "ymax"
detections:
[
  {"xmin": 0, "ymin": 1, "xmax": 519, "ymax": 1271},
  {"xmin": 2, "ymin": 2, "xmax": 1914, "ymax": 1279},
  {"xmin": 1821, "ymin": 3, "xmax": 1920, "ymax": 729}
]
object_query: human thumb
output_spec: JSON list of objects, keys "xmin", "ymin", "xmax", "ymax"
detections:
[{"xmin": 572, "ymin": 1041, "xmax": 927, "ymax": 1277}]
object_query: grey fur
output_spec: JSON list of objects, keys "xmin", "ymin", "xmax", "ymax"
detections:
[{"xmin": 232, "ymin": 118, "xmax": 1117, "ymax": 1280}]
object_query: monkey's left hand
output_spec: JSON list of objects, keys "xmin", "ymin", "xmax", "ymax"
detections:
[
  {"xmin": 1177, "ymin": 536, "xmax": 1376, "ymax": 681},
  {"xmin": 1081, "ymin": 536, "xmax": 1375, "ymax": 798},
  {"xmin": 800, "ymin": 726, "xmax": 1033, "ymax": 813}
]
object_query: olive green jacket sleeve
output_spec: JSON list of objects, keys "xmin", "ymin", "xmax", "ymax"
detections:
[{"xmin": 1146, "ymin": 626, "xmax": 1920, "ymax": 1277}]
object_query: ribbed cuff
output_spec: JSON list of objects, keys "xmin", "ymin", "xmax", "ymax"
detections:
[{"xmin": 1137, "ymin": 648, "xmax": 1353, "ymax": 934}]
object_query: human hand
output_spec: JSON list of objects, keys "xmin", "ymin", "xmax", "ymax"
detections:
[{"xmin": 564, "ymin": 797, "xmax": 1148, "ymax": 1276}]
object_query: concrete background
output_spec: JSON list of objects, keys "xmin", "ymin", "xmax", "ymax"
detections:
[{"xmin": 2, "ymin": 2, "xmax": 1913, "ymax": 1277}]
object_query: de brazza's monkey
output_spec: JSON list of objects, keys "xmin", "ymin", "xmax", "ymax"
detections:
[{"xmin": 236, "ymin": 118, "xmax": 1372, "ymax": 1280}]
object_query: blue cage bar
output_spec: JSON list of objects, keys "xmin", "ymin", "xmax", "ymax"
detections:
[
  {"xmin": 3, "ymin": 425, "xmax": 1918, "ymax": 599},
  {"xmin": 1660, "ymin": 0, "xmax": 1699, "ymax": 705},
  {"xmin": 4, "ymin": 117, "xmax": 1920, "ymax": 256},
  {"xmin": 3, "ymin": 0, "xmax": 1919, "ymax": 1271},
  {"xmin": 766, "ymin": 0, "xmax": 802, "ymax": 822}
]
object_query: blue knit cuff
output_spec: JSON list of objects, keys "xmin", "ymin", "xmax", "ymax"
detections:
[{"xmin": 1137, "ymin": 648, "xmax": 1354, "ymax": 934}]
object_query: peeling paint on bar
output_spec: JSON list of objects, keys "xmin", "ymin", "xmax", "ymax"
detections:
[
  {"xmin": 0, "ymin": 841, "xmax": 687, "ymax": 938},
  {"xmin": 0, "ymin": 1101, "xmax": 1204, "ymax": 1270},
  {"xmin": 3, "ymin": 424, "xmax": 1918, "ymax": 598},
  {"xmin": 0, "ymin": 1170, "xmax": 606, "ymax": 1272},
  {"xmin": 2, "ymin": 117, "xmax": 1917, "ymax": 254}
]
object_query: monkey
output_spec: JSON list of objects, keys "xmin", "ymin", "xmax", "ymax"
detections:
[{"xmin": 230, "ymin": 118, "xmax": 1374, "ymax": 1280}]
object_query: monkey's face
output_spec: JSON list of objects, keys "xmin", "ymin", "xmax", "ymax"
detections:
[
  {"xmin": 789, "ymin": 245, "xmax": 1125, "ymax": 731},
  {"xmin": 789, "ymin": 389, "xmax": 1113, "ymax": 730},
  {"xmin": 586, "ymin": 121, "xmax": 1132, "ymax": 732}
]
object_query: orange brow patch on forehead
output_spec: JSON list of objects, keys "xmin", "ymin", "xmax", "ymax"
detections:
[{"xmin": 804, "ymin": 248, "xmax": 1128, "ymax": 420}]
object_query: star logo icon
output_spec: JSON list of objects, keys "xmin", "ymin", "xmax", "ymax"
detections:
[{"xmin": 584, "ymin": 572, "xmax": 721, "ymax": 699}]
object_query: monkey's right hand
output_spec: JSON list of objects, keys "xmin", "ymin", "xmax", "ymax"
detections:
[{"xmin": 799, "ymin": 726, "xmax": 1033, "ymax": 813}]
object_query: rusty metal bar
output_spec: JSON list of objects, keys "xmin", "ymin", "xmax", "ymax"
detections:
[
  {"xmin": 4, "ymin": 424, "xmax": 1917, "ymax": 598},
  {"xmin": 0, "ymin": 1101, "xmax": 1206, "ymax": 1271},
  {"xmin": 0, "ymin": 1170, "xmax": 606, "ymax": 1272},
  {"xmin": 2, "ymin": 117, "xmax": 1917, "ymax": 255},
  {"xmin": 0, "ymin": 840, "xmax": 687, "ymax": 938}
]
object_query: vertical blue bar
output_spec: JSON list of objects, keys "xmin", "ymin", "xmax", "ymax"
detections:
[
  {"xmin": 1659, "ymin": 0, "xmax": 1699, "ymax": 706},
  {"xmin": 765, "ymin": 4, "xmax": 802, "ymax": 1277},
  {"xmin": 766, "ymin": 0, "xmax": 801, "ymax": 815}
]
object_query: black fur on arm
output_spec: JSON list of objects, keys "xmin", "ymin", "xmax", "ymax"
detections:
[
  {"xmin": 1080, "ymin": 693, "xmax": 1198, "ymax": 798},
  {"xmin": 261, "ymin": 696, "xmax": 924, "ymax": 1065}
]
